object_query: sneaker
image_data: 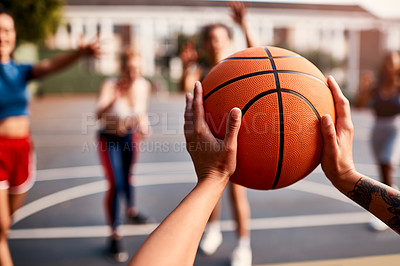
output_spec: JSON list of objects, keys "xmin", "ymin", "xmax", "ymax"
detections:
[
  {"xmin": 231, "ymin": 245, "xmax": 252, "ymax": 266},
  {"xmin": 199, "ymin": 229, "xmax": 223, "ymax": 256},
  {"xmin": 127, "ymin": 212, "xmax": 155, "ymax": 224},
  {"xmin": 107, "ymin": 238, "xmax": 129, "ymax": 263},
  {"xmin": 368, "ymin": 215, "xmax": 388, "ymax": 232}
]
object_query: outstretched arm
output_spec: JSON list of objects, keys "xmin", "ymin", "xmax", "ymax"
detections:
[
  {"xmin": 31, "ymin": 36, "xmax": 101, "ymax": 79},
  {"xmin": 228, "ymin": 1, "xmax": 255, "ymax": 48},
  {"xmin": 321, "ymin": 76, "xmax": 400, "ymax": 234},
  {"xmin": 129, "ymin": 81, "xmax": 242, "ymax": 266},
  {"xmin": 180, "ymin": 41, "xmax": 201, "ymax": 92}
]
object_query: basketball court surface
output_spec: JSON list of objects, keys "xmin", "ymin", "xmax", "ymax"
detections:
[{"xmin": 10, "ymin": 94, "xmax": 400, "ymax": 265}]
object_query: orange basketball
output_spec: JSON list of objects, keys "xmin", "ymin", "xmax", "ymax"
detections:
[{"xmin": 202, "ymin": 46, "xmax": 335, "ymax": 190}]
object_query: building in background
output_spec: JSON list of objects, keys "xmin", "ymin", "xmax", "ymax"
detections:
[{"xmin": 53, "ymin": 0, "xmax": 400, "ymax": 96}]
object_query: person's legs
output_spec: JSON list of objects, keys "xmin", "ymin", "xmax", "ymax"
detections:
[
  {"xmin": 229, "ymin": 183, "xmax": 251, "ymax": 266},
  {"xmin": 209, "ymin": 201, "xmax": 222, "ymax": 223},
  {"xmin": 8, "ymin": 192, "xmax": 27, "ymax": 216},
  {"xmin": 122, "ymin": 133, "xmax": 135, "ymax": 214},
  {"xmin": 370, "ymin": 125, "xmax": 393, "ymax": 231},
  {"xmin": 199, "ymin": 200, "xmax": 223, "ymax": 255},
  {"xmin": 123, "ymin": 133, "xmax": 153, "ymax": 224},
  {"xmin": 98, "ymin": 135, "xmax": 120, "ymax": 235},
  {"xmin": 98, "ymin": 134, "xmax": 128, "ymax": 262},
  {"xmin": 0, "ymin": 189, "xmax": 12, "ymax": 266},
  {"xmin": 380, "ymin": 163, "xmax": 394, "ymax": 187},
  {"xmin": 372, "ymin": 119, "xmax": 399, "ymax": 188},
  {"xmin": 229, "ymin": 183, "xmax": 250, "ymax": 238},
  {"xmin": 0, "ymin": 135, "xmax": 34, "ymax": 266}
]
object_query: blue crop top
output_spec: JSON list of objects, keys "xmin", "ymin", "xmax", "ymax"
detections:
[{"xmin": 0, "ymin": 61, "xmax": 33, "ymax": 121}]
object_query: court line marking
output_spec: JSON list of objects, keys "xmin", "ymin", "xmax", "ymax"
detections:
[
  {"xmin": 13, "ymin": 175, "xmax": 355, "ymax": 226},
  {"xmin": 10, "ymin": 211, "xmax": 371, "ymax": 239},
  {"xmin": 36, "ymin": 161, "xmax": 194, "ymax": 181},
  {"xmin": 11, "ymin": 161, "xmax": 386, "ymax": 239},
  {"xmin": 12, "ymin": 175, "xmax": 195, "ymax": 225},
  {"xmin": 34, "ymin": 161, "xmax": 399, "ymax": 182},
  {"xmin": 14, "ymin": 160, "xmax": 370, "ymax": 225}
]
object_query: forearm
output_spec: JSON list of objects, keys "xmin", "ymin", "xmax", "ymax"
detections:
[
  {"xmin": 240, "ymin": 21, "xmax": 255, "ymax": 48},
  {"xmin": 130, "ymin": 176, "xmax": 229, "ymax": 266},
  {"xmin": 31, "ymin": 50, "xmax": 83, "ymax": 79},
  {"xmin": 180, "ymin": 67, "xmax": 198, "ymax": 92},
  {"xmin": 331, "ymin": 172, "xmax": 400, "ymax": 234}
]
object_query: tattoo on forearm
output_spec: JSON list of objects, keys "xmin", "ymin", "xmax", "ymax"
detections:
[
  {"xmin": 381, "ymin": 186, "xmax": 400, "ymax": 233},
  {"xmin": 347, "ymin": 177, "xmax": 400, "ymax": 234},
  {"xmin": 347, "ymin": 178, "xmax": 378, "ymax": 210}
]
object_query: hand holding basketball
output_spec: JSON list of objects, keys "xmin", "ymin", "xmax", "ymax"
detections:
[
  {"xmin": 320, "ymin": 76, "xmax": 357, "ymax": 186},
  {"xmin": 184, "ymin": 81, "xmax": 242, "ymax": 181}
]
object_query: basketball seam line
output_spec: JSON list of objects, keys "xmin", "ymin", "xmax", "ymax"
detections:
[
  {"xmin": 203, "ymin": 70, "xmax": 325, "ymax": 101},
  {"xmin": 241, "ymin": 89, "xmax": 321, "ymax": 120},
  {"xmin": 221, "ymin": 55, "xmax": 301, "ymax": 61},
  {"xmin": 263, "ymin": 47, "xmax": 284, "ymax": 189},
  {"xmin": 241, "ymin": 89, "xmax": 277, "ymax": 115},
  {"xmin": 240, "ymin": 87, "xmax": 321, "ymax": 188},
  {"xmin": 281, "ymin": 89, "xmax": 321, "ymax": 120}
]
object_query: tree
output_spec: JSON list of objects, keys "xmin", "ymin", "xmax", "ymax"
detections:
[{"xmin": 0, "ymin": 0, "xmax": 64, "ymax": 43}]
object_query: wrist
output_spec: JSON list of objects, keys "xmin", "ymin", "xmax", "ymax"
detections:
[
  {"xmin": 329, "ymin": 168, "xmax": 360, "ymax": 193},
  {"xmin": 197, "ymin": 171, "xmax": 230, "ymax": 188}
]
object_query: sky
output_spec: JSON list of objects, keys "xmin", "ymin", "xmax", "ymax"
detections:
[{"xmin": 236, "ymin": 0, "xmax": 400, "ymax": 19}]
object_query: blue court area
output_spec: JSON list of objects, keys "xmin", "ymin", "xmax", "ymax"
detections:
[{"xmin": 10, "ymin": 94, "xmax": 400, "ymax": 265}]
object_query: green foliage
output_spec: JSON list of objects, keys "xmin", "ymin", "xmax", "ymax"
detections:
[
  {"xmin": 0, "ymin": 0, "xmax": 63, "ymax": 43},
  {"xmin": 37, "ymin": 48, "xmax": 108, "ymax": 94}
]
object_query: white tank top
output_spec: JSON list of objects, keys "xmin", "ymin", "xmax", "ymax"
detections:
[
  {"xmin": 110, "ymin": 97, "xmax": 133, "ymax": 118},
  {"xmin": 100, "ymin": 77, "xmax": 150, "ymax": 129}
]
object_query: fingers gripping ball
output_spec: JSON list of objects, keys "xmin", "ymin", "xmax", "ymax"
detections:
[{"xmin": 202, "ymin": 46, "xmax": 335, "ymax": 190}]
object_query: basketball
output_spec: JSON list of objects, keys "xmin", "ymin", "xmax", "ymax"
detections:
[{"xmin": 202, "ymin": 46, "xmax": 335, "ymax": 190}]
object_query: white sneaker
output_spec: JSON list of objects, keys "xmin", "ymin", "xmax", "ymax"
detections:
[
  {"xmin": 199, "ymin": 229, "xmax": 223, "ymax": 256},
  {"xmin": 368, "ymin": 215, "xmax": 388, "ymax": 232},
  {"xmin": 231, "ymin": 245, "xmax": 252, "ymax": 266}
]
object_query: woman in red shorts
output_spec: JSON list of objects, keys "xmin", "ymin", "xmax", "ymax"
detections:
[{"xmin": 0, "ymin": 9, "xmax": 99, "ymax": 265}]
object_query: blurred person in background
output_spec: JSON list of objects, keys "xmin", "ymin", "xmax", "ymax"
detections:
[
  {"xmin": 354, "ymin": 51, "xmax": 400, "ymax": 231},
  {"xmin": 180, "ymin": 2, "xmax": 254, "ymax": 266},
  {"xmin": 96, "ymin": 48, "xmax": 153, "ymax": 263},
  {"xmin": 0, "ymin": 8, "xmax": 100, "ymax": 266}
]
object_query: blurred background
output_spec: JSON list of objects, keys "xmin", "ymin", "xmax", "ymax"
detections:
[
  {"xmin": 5, "ymin": 0, "xmax": 400, "ymax": 99},
  {"xmin": 3, "ymin": 1, "xmax": 400, "ymax": 265}
]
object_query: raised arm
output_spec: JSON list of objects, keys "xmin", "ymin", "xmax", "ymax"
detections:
[
  {"xmin": 353, "ymin": 70, "xmax": 375, "ymax": 108},
  {"xmin": 180, "ymin": 41, "xmax": 201, "ymax": 92},
  {"xmin": 31, "ymin": 36, "xmax": 101, "ymax": 79},
  {"xmin": 228, "ymin": 1, "xmax": 255, "ymax": 48},
  {"xmin": 321, "ymin": 76, "xmax": 400, "ymax": 234},
  {"xmin": 129, "ymin": 81, "xmax": 242, "ymax": 266}
]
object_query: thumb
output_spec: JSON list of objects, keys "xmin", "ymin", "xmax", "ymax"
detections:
[
  {"xmin": 223, "ymin": 108, "xmax": 242, "ymax": 152},
  {"xmin": 321, "ymin": 114, "xmax": 337, "ymax": 154}
]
